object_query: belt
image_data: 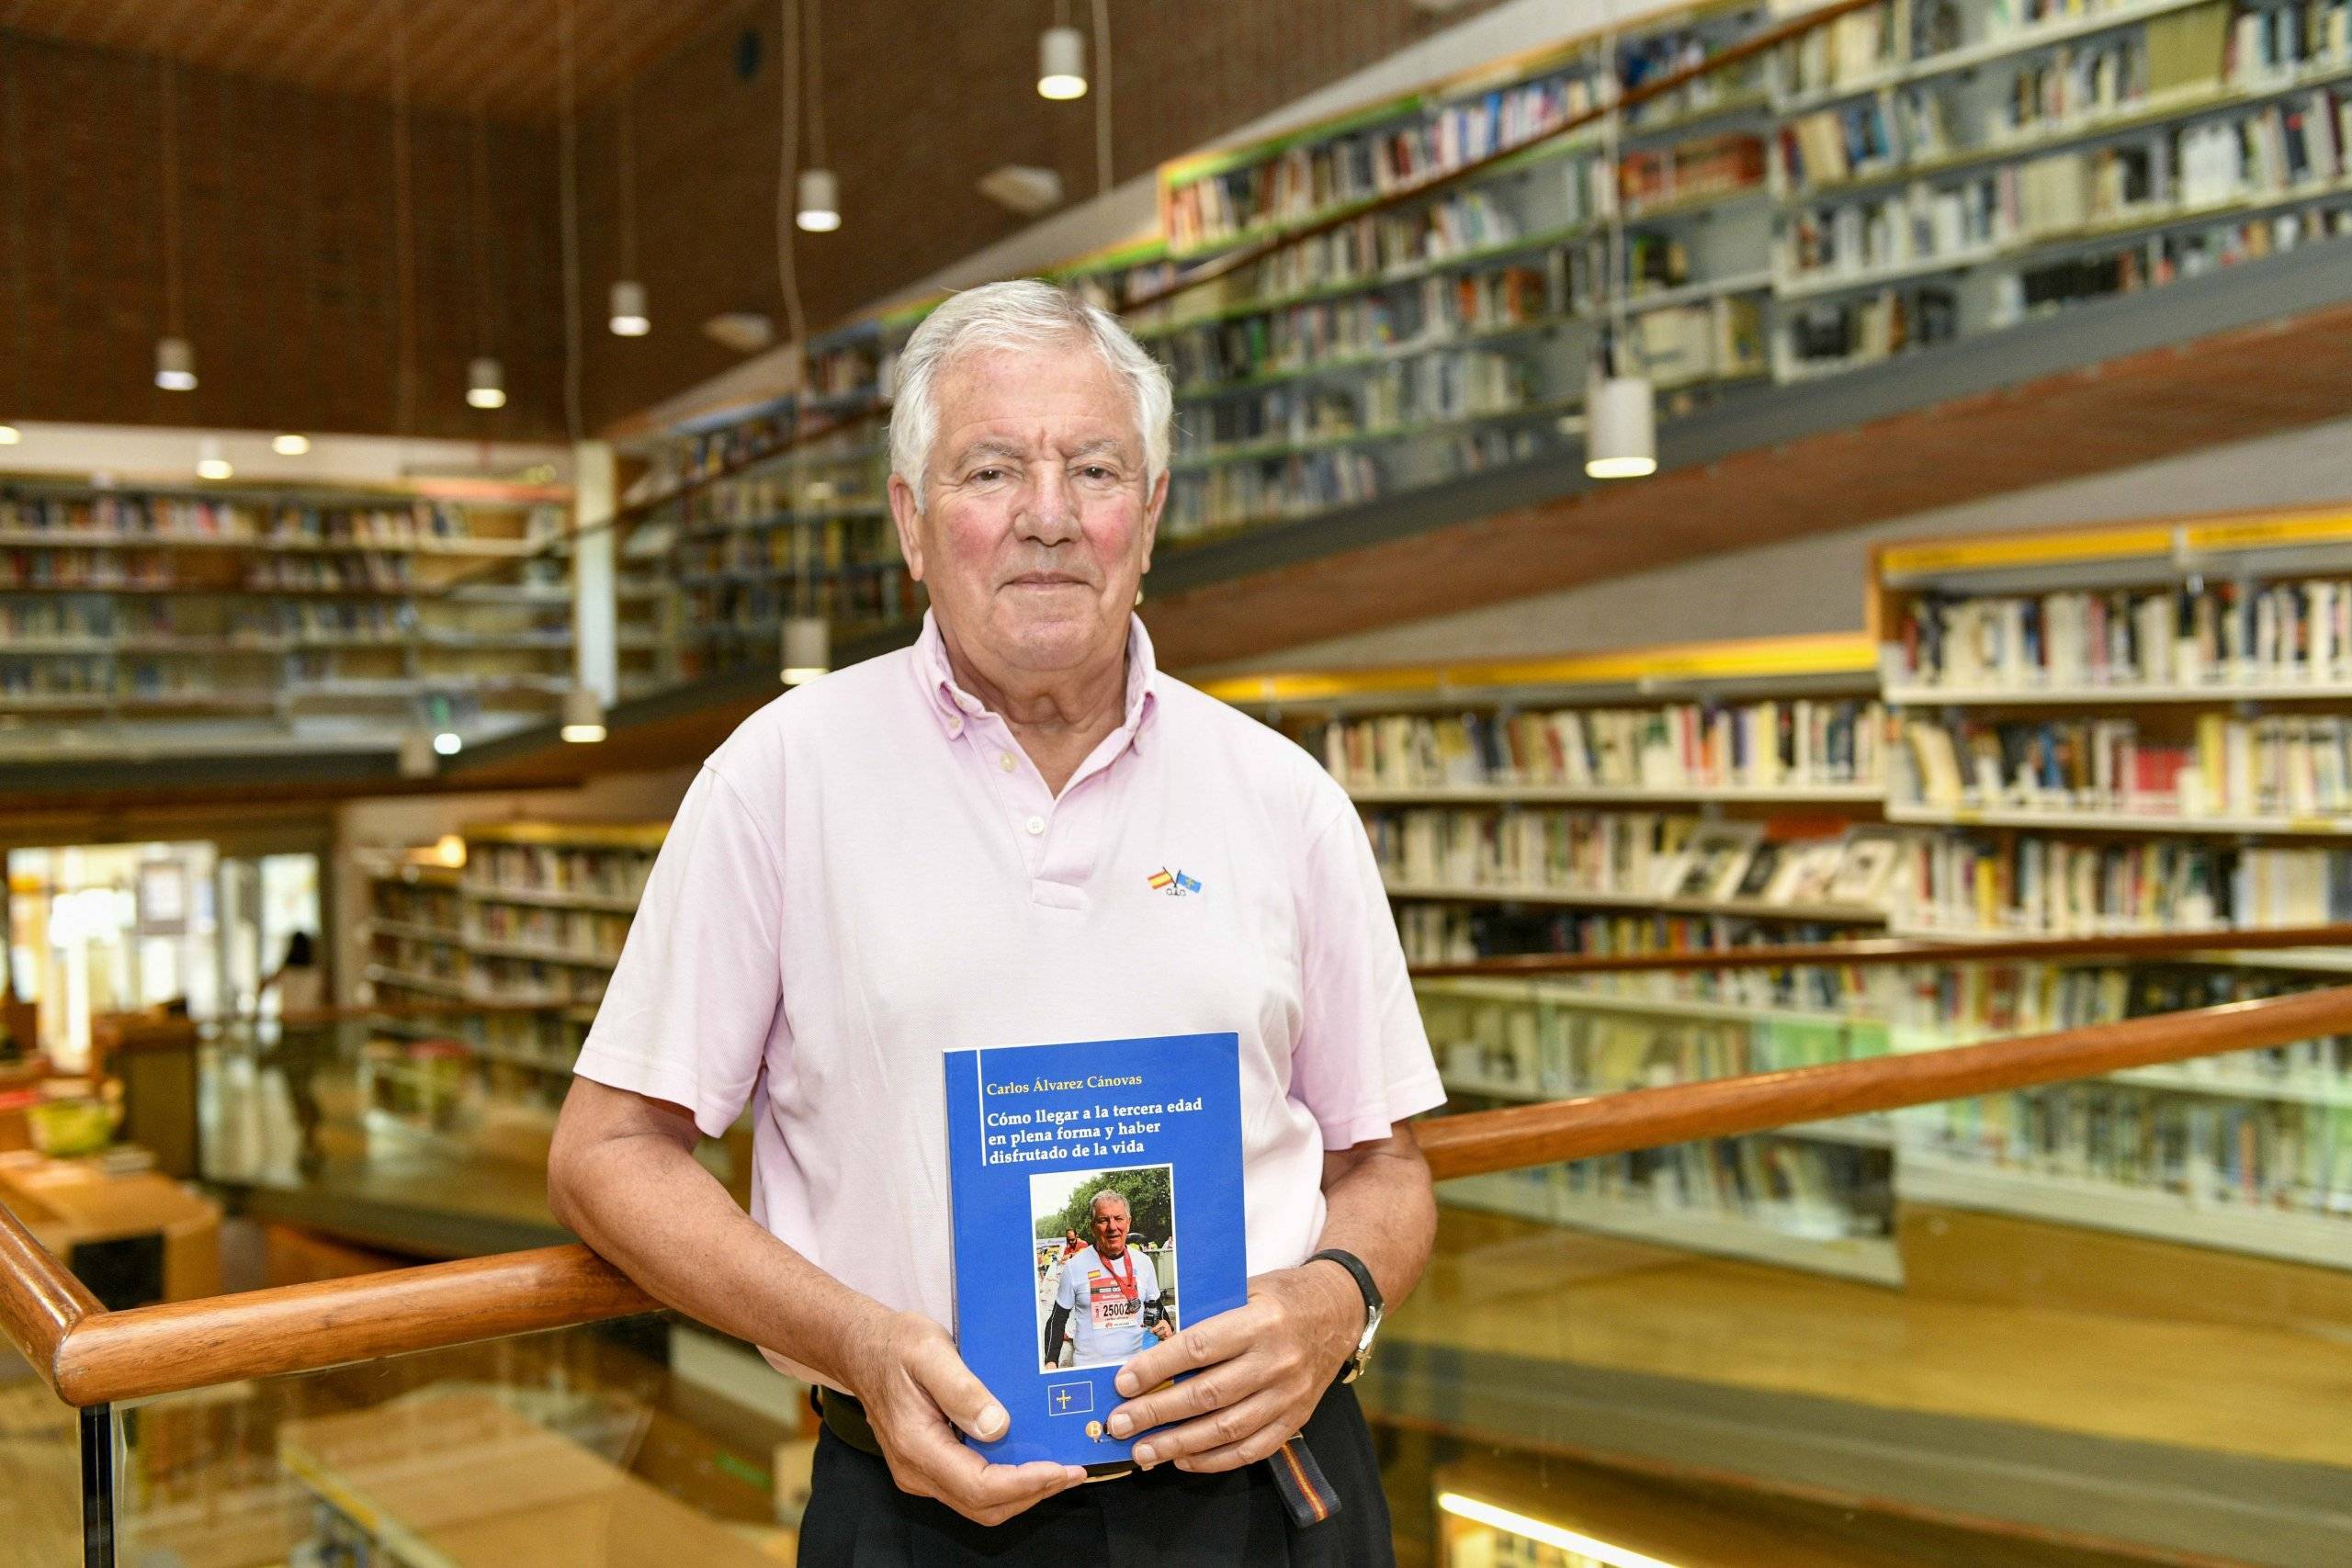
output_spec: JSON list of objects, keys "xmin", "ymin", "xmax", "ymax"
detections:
[{"xmin": 812, "ymin": 1388, "xmax": 1341, "ymax": 1529}]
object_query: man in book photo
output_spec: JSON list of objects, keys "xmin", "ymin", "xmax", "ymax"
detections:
[
  {"xmin": 1041, "ymin": 1187, "xmax": 1175, "ymax": 1371},
  {"xmin": 548, "ymin": 279, "xmax": 1443, "ymax": 1563}
]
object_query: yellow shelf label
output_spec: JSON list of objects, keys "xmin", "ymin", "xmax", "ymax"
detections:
[
  {"xmin": 1880, "ymin": 528, "xmax": 2173, "ymax": 577},
  {"xmin": 2183, "ymin": 512, "xmax": 2352, "ymax": 554}
]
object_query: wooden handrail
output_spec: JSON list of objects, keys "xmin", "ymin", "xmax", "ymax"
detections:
[
  {"xmin": 7, "ymin": 980, "xmax": 2352, "ymax": 1405},
  {"xmin": 50, "ymin": 1244, "xmax": 658, "ymax": 1409},
  {"xmin": 0, "ymin": 1194, "xmax": 103, "ymax": 1389},
  {"xmin": 1416, "ymin": 983, "xmax": 2352, "ymax": 1179},
  {"xmin": 1407, "ymin": 921, "xmax": 2352, "ymax": 978}
]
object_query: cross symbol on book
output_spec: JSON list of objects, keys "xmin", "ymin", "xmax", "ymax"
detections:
[{"xmin": 1056, "ymin": 1388, "xmax": 1072, "ymax": 1411}]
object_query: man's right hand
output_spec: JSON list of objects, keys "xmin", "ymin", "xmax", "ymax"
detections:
[{"xmin": 843, "ymin": 1309, "xmax": 1087, "ymax": 1525}]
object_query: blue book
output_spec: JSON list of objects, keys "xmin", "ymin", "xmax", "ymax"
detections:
[{"xmin": 944, "ymin": 1032, "xmax": 1246, "ymax": 1469}]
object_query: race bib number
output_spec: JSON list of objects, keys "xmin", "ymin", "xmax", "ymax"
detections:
[{"xmin": 1087, "ymin": 1271, "xmax": 1140, "ymax": 1330}]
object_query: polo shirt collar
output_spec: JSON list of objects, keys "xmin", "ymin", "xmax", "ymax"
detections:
[{"xmin": 915, "ymin": 609, "xmax": 1159, "ymax": 751}]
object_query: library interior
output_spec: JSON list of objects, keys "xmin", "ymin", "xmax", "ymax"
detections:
[{"xmin": 3, "ymin": 0, "xmax": 2352, "ymax": 1562}]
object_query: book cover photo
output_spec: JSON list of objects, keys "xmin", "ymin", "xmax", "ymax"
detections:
[{"xmin": 944, "ymin": 1032, "xmax": 1246, "ymax": 1469}]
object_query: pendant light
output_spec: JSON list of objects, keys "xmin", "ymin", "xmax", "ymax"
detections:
[
  {"xmin": 1584, "ymin": 338, "xmax": 1657, "ymax": 480},
  {"xmin": 781, "ymin": 615, "xmax": 830, "ymax": 685},
  {"xmin": 155, "ymin": 337, "xmax": 198, "ymax": 392},
  {"xmin": 795, "ymin": 168, "xmax": 841, "ymax": 231},
  {"xmin": 793, "ymin": 0, "xmax": 842, "ymax": 231},
  {"xmin": 560, "ymin": 685, "xmax": 608, "ymax": 743},
  {"xmin": 609, "ymin": 279, "xmax": 650, "ymax": 336},
  {"xmin": 467, "ymin": 356, "xmax": 507, "ymax": 409},
  {"xmin": 466, "ymin": 107, "xmax": 510, "ymax": 412},
  {"xmin": 272, "ymin": 434, "xmax": 310, "ymax": 456},
  {"xmin": 1584, "ymin": 23, "xmax": 1656, "ymax": 482},
  {"xmin": 195, "ymin": 437, "xmax": 232, "ymax": 481},
  {"xmin": 427, "ymin": 693, "xmax": 463, "ymax": 757},
  {"xmin": 609, "ymin": 90, "xmax": 650, "ymax": 334},
  {"xmin": 155, "ymin": 62, "xmax": 196, "ymax": 392},
  {"xmin": 1038, "ymin": 17, "xmax": 1088, "ymax": 99}
]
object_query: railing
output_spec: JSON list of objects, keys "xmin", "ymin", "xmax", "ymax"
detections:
[{"xmin": 11, "ymin": 929, "xmax": 2352, "ymax": 1408}]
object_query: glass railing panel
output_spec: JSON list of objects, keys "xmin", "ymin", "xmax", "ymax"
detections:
[
  {"xmin": 199, "ymin": 1007, "xmax": 755, "ymax": 1255},
  {"xmin": 110, "ymin": 1313, "xmax": 812, "ymax": 1567},
  {"xmin": 1382, "ymin": 958, "xmax": 2352, "ymax": 1566},
  {"xmin": 0, "ymin": 1357, "xmax": 90, "ymax": 1566}
]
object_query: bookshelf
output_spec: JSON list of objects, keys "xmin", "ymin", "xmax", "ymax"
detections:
[
  {"xmin": 0, "ymin": 473, "xmax": 579, "ymax": 758},
  {"xmin": 1213, "ymin": 601, "xmax": 2352, "ymax": 1275},
  {"xmin": 1214, "ymin": 633, "xmax": 1911, "ymax": 1280},
  {"xmin": 618, "ymin": 305, "xmax": 944, "ymax": 693},
  {"xmin": 1149, "ymin": 3, "xmax": 1776, "ymax": 542},
  {"xmin": 1874, "ymin": 506, "xmax": 2352, "ymax": 931},
  {"xmin": 1108, "ymin": 0, "xmax": 2352, "ymax": 537},
  {"xmin": 360, "ymin": 822, "xmax": 662, "ymax": 1100},
  {"xmin": 1851, "ymin": 506, "xmax": 2352, "ymax": 1262}
]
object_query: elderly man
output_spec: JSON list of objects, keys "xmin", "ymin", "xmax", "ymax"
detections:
[
  {"xmin": 1044, "ymin": 1190, "xmax": 1172, "ymax": 1370},
  {"xmin": 548, "ymin": 279, "xmax": 1442, "ymax": 1564}
]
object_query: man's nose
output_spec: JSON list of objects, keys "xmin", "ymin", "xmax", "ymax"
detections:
[{"xmin": 1022, "ymin": 466, "xmax": 1082, "ymax": 542}]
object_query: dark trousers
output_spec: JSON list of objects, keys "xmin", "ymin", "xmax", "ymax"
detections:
[{"xmin": 797, "ymin": 1382, "xmax": 1395, "ymax": 1566}]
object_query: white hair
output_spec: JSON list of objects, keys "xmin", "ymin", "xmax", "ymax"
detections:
[
  {"xmin": 888, "ymin": 279, "xmax": 1171, "ymax": 505},
  {"xmin": 1088, "ymin": 1189, "xmax": 1130, "ymax": 1219}
]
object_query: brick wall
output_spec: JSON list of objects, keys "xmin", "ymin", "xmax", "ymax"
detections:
[
  {"xmin": 0, "ymin": 27, "xmax": 568, "ymax": 442},
  {"xmin": 2, "ymin": 3, "xmax": 1505, "ymax": 441}
]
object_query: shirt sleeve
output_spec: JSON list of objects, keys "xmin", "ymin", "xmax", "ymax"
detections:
[
  {"xmin": 573, "ymin": 766, "xmax": 785, "ymax": 1138},
  {"xmin": 1055, "ymin": 1261, "xmax": 1081, "ymax": 1310},
  {"xmin": 1290, "ymin": 783, "xmax": 1447, "ymax": 1151}
]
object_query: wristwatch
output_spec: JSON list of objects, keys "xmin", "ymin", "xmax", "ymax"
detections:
[{"xmin": 1306, "ymin": 1248, "xmax": 1384, "ymax": 1383}]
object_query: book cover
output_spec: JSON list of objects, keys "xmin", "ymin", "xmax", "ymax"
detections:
[{"xmin": 944, "ymin": 1032, "xmax": 1246, "ymax": 1468}]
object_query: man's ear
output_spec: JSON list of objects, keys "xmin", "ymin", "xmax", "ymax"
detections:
[
  {"xmin": 888, "ymin": 472, "xmax": 927, "ymax": 581},
  {"xmin": 1138, "ymin": 468, "xmax": 1168, "ymax": 577}
]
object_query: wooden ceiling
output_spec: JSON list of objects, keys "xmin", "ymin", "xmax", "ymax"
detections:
[{"xmin": 0, "ymin": 0, "xmax": 744, "ymax": 120}]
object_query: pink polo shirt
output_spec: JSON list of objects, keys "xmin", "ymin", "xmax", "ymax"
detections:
[{"xmin": 574, "ymin": 611, "xmax": 1442, "ymax": 1374}]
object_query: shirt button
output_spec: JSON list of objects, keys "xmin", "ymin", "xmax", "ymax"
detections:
[
  {"xmin": 1024, "ymin": 815, "xmax": 1046, "ymax": 836},
  {"xmin": 946, "ymin": 716, "xmax": 963, "ymax": 736},
  {"xmin": 999, "ymin": 751, "xmax": 1016, "ymax": 773}
]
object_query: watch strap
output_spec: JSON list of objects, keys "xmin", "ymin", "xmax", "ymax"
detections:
[{"xmin": 1306, "ymin": 1247, "xmax": 1384, "ymax": 1317}]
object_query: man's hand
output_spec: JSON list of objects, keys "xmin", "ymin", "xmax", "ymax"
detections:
[
  {"xmin": 1102, "ymin": 1263, "xmax": 1361, "ymax": 1473},
  {"xmin": 843, "ymin": 1309, "xmax": 1085, "ymax": 1524}
]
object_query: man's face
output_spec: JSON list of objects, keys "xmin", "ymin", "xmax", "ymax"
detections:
[
  {"xmin": 1090, "ymin": 1200, "xmax": 1130, "ymax": 1256},
  {"xmin": 889, "ymin": 341, "xmax": 1165, "ymax": 677}
]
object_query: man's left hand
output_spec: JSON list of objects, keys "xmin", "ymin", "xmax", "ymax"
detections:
[{"xmin": 1103, "ymin": 1263, "xmax": 1360, "ymax": 1473}]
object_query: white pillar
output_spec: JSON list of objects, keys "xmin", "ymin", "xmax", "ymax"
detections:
[{"xmin": 572, "ymin": 441, "xmax": 618, "ymax": 705}]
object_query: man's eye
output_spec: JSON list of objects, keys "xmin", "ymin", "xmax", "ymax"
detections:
[
  {"xmin": 970, "ymin": 468, "xmax": 1006, "ymax": 482},
  {"xmin": 1080, "ymin": 466, "xmax": 1115, "ymax": 480}
]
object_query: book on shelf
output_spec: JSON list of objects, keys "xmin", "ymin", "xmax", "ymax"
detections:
[
  {"xmin": 1895, "ymin": 710, "xmax": 2352, "ymax": 819},
  {"xmin": 1363, "ymin": 806, "xmax": 1894, "ymax": 913},
  {"xmin": 1449, "ymin": 1133, "xmax": 1892, "ymax": 1246},
  {"xmin": 1316, "ymin": 700, "xmax": 1883, "ymax": 794},
  {"xmin": 1781, "ymin": 5, "xmax": 1900, "ymax": 101},
  {"xmin": 1888, "ymin": 829, "xmax": 2352, "ymax": 931},
  {"xmin": 1905, "ymin": 1078, "xmax": 2352, "ymax": 1220},
  {"xmin": 1395, "ymin": 897, "xmax": 1879, "ymax": 965},
  {"xmin": 1163, "ymin": 70, "xmax": 1601, "ymax": 252},
  {"xmin": 1894, "ymin": 578, "xmax": 2352, "ymax": 692},
  {"xmin": 1890, "ymin": 829, "xmax": 2233, "ymax": 932}
]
